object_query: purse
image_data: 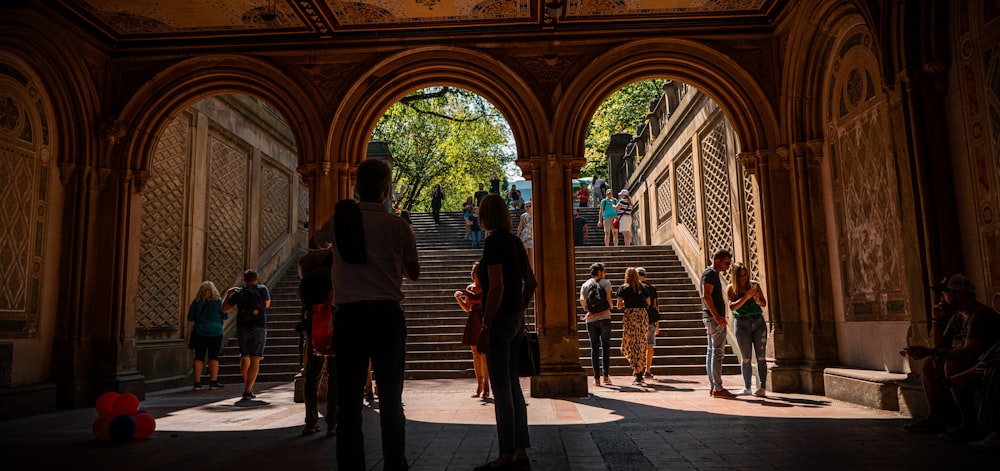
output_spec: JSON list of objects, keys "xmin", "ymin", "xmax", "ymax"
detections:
[
  {"xmin": 612, "ymin": 216, "xmax": 620, "ymax": 229},
  {"xmin": 311, "ymin": 293, "xmax": 335, "ymax": 356},
  {"xmin": 518, "ymin": 330, "xmax": 540, "ymax": 377}
]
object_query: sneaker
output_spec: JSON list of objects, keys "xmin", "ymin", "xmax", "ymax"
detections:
[
  {"xmin": 903, "ymin": 419, "xmax": 946, "ymax": 434},
  {"xmin": 753, "ymin": 388, "xmax": 767, "ymax": 397},
  {"xmin": 968, "ymin": 432, "xmax": 1000, "ymax": 454},
  {"xmin": 712, "ymin": 388, "xmax": 737, "ymax": 399},
  {"xmin": 302, "ymin": 424, "xmax": 320, "ymax": 435},
  {"xmin": 242, "ymin": 391, "xmax": 255, "ymax": 401},
  {"xmin": 603, "ymin": 376, "xmax": 612, "ymax": 385},
  {"xmin": 632, "ymin": 374, "xmax": 645, "ymax": 386},
  {"xmin": 209, "ymin": 381, "xmax": 225, "ymax": 389},
  {"xmin": 192, "ymin": 383, "xmax": 205, "ymax": 391},
  {"xmin": 939, "ymin": 426, "xmax": 982, "ymax": 444},
  {"xmin": 643, "ymin": 371, "xmax": 654, "ymax": 379},
  {"xmin": 738, "ymin": 388, "xmax": 752, "ymax": 396}
]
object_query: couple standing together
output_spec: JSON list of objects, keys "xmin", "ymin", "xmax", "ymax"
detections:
[{"xmin": 311, "ymin": 159, "xmax": 536, "ymax": 470}]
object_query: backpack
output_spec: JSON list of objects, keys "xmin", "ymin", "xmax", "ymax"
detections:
[
  {"xmin": 585, "ymin": 280, "xmax": 611, "ymax": 314},
  {"xmin": 236, "ymin": 286, "xmax": 265, "ymax": 323}
]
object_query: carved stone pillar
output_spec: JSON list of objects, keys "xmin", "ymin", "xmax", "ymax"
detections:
[{"xmin": 525, "ymin": 154, "xmax": 588, "ymax": 398}]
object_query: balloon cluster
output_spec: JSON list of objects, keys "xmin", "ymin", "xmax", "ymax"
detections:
[{"xmin": 92, "ymin": 392, "xmax": 156, "ymax": 441}]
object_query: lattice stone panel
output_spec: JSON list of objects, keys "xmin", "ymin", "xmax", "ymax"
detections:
[
  {"xmin": 260, "ymin": 163, "xmax": 289, "ymax": 251},
  {"xmin": 206, "ymin": 136, "xmax": 247, "ymax": 288},
  {"xmin": 298, "ymin": 183, "xmax": 308, "ymax": 227},
  {"xmin": 0, "ymin": 144, "xmax": 32, "ymax": 313},
  {"xmin": 701, "ymin": 119, "xmax": 735, "ymax": 285},
  {"xmin": 835, "ymin": 107, "xmax": 906, "ymax": 320},
  {"xmin": 675, "ymin": 153, "xmax": 698, "ymax": 241},
  {"xmin": 136, "ymin": 115, "xmax": 187, "ymax": 333},
  {"xmin": 656, "ymin": 171, "xmax": 672, "ymax": 223},
  {"xmin": 742, "ymin": 167, "xmax": 761, "ymax": 282}
]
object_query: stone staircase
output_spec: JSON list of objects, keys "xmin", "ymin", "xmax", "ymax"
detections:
[
  {"xmin": 216, "ymin": 211, "xmax": 736, "ymax": 384},
  {"xmin": 410, "ymin": 206, "xmax": 616, "ymax": 250}
]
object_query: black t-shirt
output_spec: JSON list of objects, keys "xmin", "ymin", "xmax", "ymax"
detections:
[
  {"xmin": 478, "ymin": 231, "xmax": 529, "ymax": 316},
  {"xmin": 616, "ymin": 283, "xmax": 649, "ymax": 309},
  {"xmin": 475, "ymin": 190, "xmax": 488, "ymax": 205},
  {"xmin": 573, "ymin": 216, "xmax": 587, "ymax": 242},
  {"xmin": 643, "ymin": 282, "xmax": 658, "ymax": 309},
  {"xmin": 701, "ymin": 267, "xmax": 725, "ymax": 319}
]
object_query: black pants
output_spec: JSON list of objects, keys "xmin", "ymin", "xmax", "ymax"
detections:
[
  {"xmin": 432, "ymin": 205, "xmax": 441, "ymax": 224},
  {"xmin": 304, "ymin": 332, "xmax": 336, "ymax": 427},
  {"xmin": 335, "ymin": 300, "xmax": 408, "ymax": 470}
]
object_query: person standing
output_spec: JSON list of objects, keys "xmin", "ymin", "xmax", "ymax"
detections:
[
  {"xmin": 469, "ymin": 206, "xmax": 483, "ymax": 249},
  {"xmin": 475, "ymin": 193, "xmax": 537, "ymax": 471},
  {"xmin": 223, "ymin": 270, "xmax": 271, "ymax": 401},
  {"xmin": 456, "ymin": 262, "xmax": 490, "ymax": 400},
  {"xmin": 615, "ymin": 189, "xmax": 633, "ymax": 246},
  {"xmin": 297, "ymin": 248, "xmax": 337, "ymax": 436},
  {"xmin": 188, "ymin": 281, "xmax": 227, "ymax": 391},
  {"xmin": 727, "ymin": 262, "xmax": 768, "ymax": 397},
  {"xmin": 597, "ymin": 190, "xmax": 619, "ymax": 247},
  {"xmin": 576, "ymin": 185, "xmax": 590, "ymax": 208},
  {"xmin": 475, "ymin": 183, "xmax": 489, "ymax": 206},
  {"xmin": 616, "ymin": 267, "xmax": 652, "ymax": 386},
  {"xmin": 489, "ymin": 170, "xmax": 501, "ymax": 194},
  {"xmin": 430, "ymin": 184, "xmax": 444, "ymax": 225},
  {"xmin": 517, "ymin": 201, "xmax": 534, "ymax": 270},
  {"xmin": 311, "ymin": 158, "xmax": 421, "ymax": 470},
  {"xmin": 580, "ymin": 262, "xmax": 613, "ymax": 386},
  {"xmin": 637, "ymin": 267, "xmax": 659, "ymax": 380},
  {"xmin": 508, "ymin": 185, "xmax": 524, "ymax": 210},
  {"xmin": 572, "ymin": 208, "xmax": 589, "ymax": 246},
  {"xmin": 702, "ymin": 250, "xmax": 736, "ymax": 398}
]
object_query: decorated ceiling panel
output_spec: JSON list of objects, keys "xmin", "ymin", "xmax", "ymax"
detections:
[{"xmin": 58, "ymin": 0, "xmax": 777, "ymax": 43}]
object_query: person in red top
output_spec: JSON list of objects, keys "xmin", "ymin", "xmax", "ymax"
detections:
[{"xmin": 576, "ymin": 185, "xmax": 590, "ymax": 208}]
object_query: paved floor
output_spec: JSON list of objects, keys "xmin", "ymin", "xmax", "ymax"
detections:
[{"xmin": 1, "ymin": 374, "xmax": 996, "ymax": 470}]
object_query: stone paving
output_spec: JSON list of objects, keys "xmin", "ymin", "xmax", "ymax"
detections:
[{"xmin": 1, "ymin": 375, "xmax": 996, "ymax": 470}]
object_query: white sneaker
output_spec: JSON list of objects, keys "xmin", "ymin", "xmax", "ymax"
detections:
[
  {"xmin": 738, "ymin": 388, "xmax": 752, "ymax": 396},
  {"xmin": 753, "ymin": 388, "xmax": 767, "ymax": 397}
]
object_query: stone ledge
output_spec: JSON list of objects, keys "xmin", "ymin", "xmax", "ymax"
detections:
[{"xmin": 824, "ymin": 368, "xmax": 908, "ymax": 412}]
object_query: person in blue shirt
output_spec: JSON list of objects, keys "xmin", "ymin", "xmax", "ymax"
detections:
[
  {"xmin": 597, "ymin": 189, "xmax": 619, "ymax": 247},
  {"xmin": 188, "ymin": 281, "xmax": 228, "ymax": 391}
]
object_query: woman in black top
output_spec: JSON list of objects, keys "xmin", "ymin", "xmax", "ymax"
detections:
[
  {"xmin": 616, "ymin": 267, "xmax": 651, "ymax": 385},
  {"xmin": 475, "ymin": 193, "xmax": 537, "ymax": 470},
  {"xmin": 430, "ymin": 184, "xmax": 444, "ymax": 224}
]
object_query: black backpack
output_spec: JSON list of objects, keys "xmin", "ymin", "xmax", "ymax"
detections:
[
  {"xmin": 236, "ymin": 286, "xmax": 265, "ymax": 323},
  {"xmin": 585, "ymin": 281, "xmax": 611, "ymax": 314}
]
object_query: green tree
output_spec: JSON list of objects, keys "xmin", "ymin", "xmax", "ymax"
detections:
[
  {"xmin": 371, "ymin": 87, "xmax": 514, "ymax": 212},
  {"xmin": 582, "ymin": 79, "xmax": 666, "ymax": 178}
]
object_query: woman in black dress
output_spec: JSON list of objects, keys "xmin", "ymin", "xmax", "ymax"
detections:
[{"xmin": 475, "ymin": 193, "xmax": 537, "ymax": 470}]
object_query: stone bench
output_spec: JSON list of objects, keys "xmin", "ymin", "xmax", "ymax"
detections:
[{"xmin": 824, "ymin": 367, "xmax": 910, "ymax": 412}]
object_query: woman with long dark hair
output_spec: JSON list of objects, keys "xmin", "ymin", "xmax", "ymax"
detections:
[{"xmin": 475, "ymin": 193, "xmax": 537, "ymax": 470}]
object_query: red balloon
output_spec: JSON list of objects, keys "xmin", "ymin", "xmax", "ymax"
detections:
[
  {"xmin": 96, "ymin": 392, "xmax": 120, "ymax": 417},
  {"xmin": 112, "ymin": 393, "xmax": 140, "ymax": 416},
  {"xmin": 133, "ymin": 412, "xmax": 156, "ymax": 439},
  {"xmin": 92, "ymin": 416, "xmax": 112, "ymax": 441}
]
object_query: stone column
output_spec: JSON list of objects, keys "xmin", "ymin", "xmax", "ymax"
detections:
[{"xmin": 525, "ymin": 154, "xmax": 588, "ymax": 398}]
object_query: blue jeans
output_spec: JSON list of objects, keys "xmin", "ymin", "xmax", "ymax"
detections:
[
  {"xmin": 335, "ymin": 300, "xmax": 408, "ymax": 470},
  {"xmin": 703, "ymin": 317, "xmax": 728, "ymax": 390},
  {"xmin": 470, "ymin": 230, "xmax": 482, "ymax": 249},
  {"xmin": 237, "ymin": 326, "xmax": 266, "ymax": 357},
  {"xmin": 734, "ymin": 315, "xmax": 767, "ymax": 390},
  {"xmin": 486, "ymin": 312, "xmax": 530, "ymax": 455},
  {"xmin": 586, "ymin": 319, "xmax": 612, "ymax": 378}
]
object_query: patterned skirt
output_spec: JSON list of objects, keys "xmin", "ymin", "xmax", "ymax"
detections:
[{"xmin": 621, "ymin": 308, "xmax": 647, "ymax": 372}]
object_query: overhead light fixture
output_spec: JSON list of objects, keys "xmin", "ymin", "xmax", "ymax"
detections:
[{"xmin": 545, "ymin": 1, "xmax": 565, "ymax": 20}]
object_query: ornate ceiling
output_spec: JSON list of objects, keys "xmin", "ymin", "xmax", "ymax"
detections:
[{"xmin": 53, "ymin": 0, "xmax": 781, "ymax": 46}]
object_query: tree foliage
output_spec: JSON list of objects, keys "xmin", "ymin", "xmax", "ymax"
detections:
[
  {"xmin": 582, "ymin": 79, "xmax": 666, "ymax": 178},
  {"xmin": 371, "ymin": 87, "xmax": 515, "ymax": 212}
]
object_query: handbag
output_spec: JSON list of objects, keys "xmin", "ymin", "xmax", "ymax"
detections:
[
  {"xmin": 612, "ymin": 216, "xmax": 620, "ymax": 229},
  {"xmin": 518, "ymin": 330, "xmax": 540, "ymax": 377},
  {"xmin": 311, "ymin": 293, "xmax": 335, "ymax": 356}
]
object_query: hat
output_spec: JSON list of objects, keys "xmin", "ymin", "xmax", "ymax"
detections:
[
  {"xmin": 636, "ymin": 267, "xmax": 646, "ymax": 276},
  {"xmin": 618, "ymin": 189, "xmax": 629, "ymax": 196},
  {"xmin": 931, "ymin": 274, "xmax": 976, "ymax": 293}
]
